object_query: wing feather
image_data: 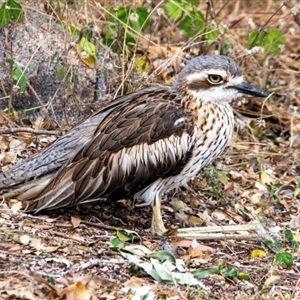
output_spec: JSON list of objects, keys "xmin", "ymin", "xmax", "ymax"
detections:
[{"xmin": 25, "ymin": 93, "xmax": 196, "ymax": 211}]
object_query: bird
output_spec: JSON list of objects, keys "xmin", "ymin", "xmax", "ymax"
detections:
[{"xmin": 0, "ymin": 55, "xmax": 268, "ymax": 235}]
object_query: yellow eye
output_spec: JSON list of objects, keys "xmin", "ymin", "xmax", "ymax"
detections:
[{"xmin": 208, "ymin": 74, "xmax": 223, "ymax": 84}]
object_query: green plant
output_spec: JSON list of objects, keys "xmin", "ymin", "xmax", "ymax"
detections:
[
  {"xmin": 103, "ymin": 6, "xmax": 150, "ymax": 53},
  {"xmin": 265, "ymin": 230, "xmax": 297, "ymax": 267},
  {"xmin": 165, "ymin": 0, "xmax": 220, "ymax": 40},
  {"xmin": 249, "ymin": 28, "xmax": 285, "ymax": 56},
  {"xmin": 0, "ymin": 0, "xmax": 24, "ymax": 29},
  {"xmin": 202, "ymin": 165, "xmax": 229, "ymax": 201},
  {"xmin": 6, "ymin": 59, "xmax": 28, "ymax": 93},
  {"xmin": 266, "ymin": 182, "xmax": 282, "ymax": 201}
]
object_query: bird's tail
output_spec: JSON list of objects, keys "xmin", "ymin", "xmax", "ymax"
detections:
[
  {"xmin": 0, "ymin": 173, "xmax": 53, "ymax": 208},
  {"xmin": 0, "ymin": 108, "xmax": 116, "ymax": 189}
]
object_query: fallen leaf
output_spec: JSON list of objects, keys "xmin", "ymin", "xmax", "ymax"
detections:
[
  {"xmin": 1, "ymin": 151, "xmax": 17, "ymax": 164},
  {"xmin": 290, "ymin": 215, "xmax": 300, "ymax": 229},
  {"xmin": 260, "ymin": 171, "xmax": 276, "ymax": 185},
  {"xmin": 124, "ymin": 277, "xmax": 147, "ymax": 288},
  {"xmin": 59, "ymin": 281, "xmax": 95, "ymax": 300},
  {"xmin": 30, "ymin": 238, "xmax": 60, "ymax": 252},
  {"xmin": 264, "ymin": 275, "xmax": 281, "ymax": 287},
  {"xmin": 71, "ymin": 216, "xmax": 81, "ymax": 228},
  {"xmin": 9, "ymin": 138, "xmax": 26, "ymax": 152},
  {"xmin": 251, "ymin": 249, "xmax": 267, "ymax": 258},
  {"xmin": 293, "ymin": 233, "xmax": 300, "ymax": 241}
]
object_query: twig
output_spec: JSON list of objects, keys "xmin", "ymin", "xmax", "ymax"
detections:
[
  {"xmin": 0, "ymin": 127, "xmax": 61, "ymax": 136},
  {"xmin": 170, "ymin": 221, "xmax": 273, "ymax": 242},
  {"xmin": 80, "ymin": 220, "xmax": 121, "ymax": 231}
]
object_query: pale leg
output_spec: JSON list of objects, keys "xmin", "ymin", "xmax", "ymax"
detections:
[{"xmin": 151, "ymin": 194, "xmax": 167, "ymax": 235}]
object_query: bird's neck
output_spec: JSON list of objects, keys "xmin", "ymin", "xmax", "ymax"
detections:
[{"xmin": 181, "ymin": 95, "xmax": 233, "ymax": 125}]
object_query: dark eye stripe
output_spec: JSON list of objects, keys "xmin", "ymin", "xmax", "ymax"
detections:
[{"xmin": 187, "ymin": 79, "xmax": 212, "ymax": 91}]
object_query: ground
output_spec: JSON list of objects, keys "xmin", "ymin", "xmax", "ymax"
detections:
[{"xmin": 0, "ymin": 0, "xmax": 300, "ymax": 299}]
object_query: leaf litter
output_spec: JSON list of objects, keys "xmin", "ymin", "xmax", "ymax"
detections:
[{"xmin": 0, "ymin": 0, "xmax": 300, "ymax": 299}]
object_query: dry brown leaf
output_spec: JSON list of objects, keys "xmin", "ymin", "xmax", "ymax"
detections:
[
  {"xmin": 264, "ymin": 275, "xmax": 281, "ymax": 287},
  {"xmin": 71, "ymin": 216, "xmax": 81, "ymax": 228},
  {"xmin": 0, "ymin": 242, "xmax": 23, "ymax": 253},
  {"xmin": 76, "ymin": 44, "xmax": 96, "ymax": 68},
  {"xmin": 124, "ymin": 277, "xmax": 147, "ymax": 288},
  {"xmin": 59, "ymin": 281, "xmax": 96, "ymax": 300},
  {"xmin": 10, "ymin": 200, "xmax": 22, "ymax": 211},
  {"xmin": 1, "ymin": 151, "xmax": 17, "ymax": 164},
  {"xmin": 0, "ymin": 136, "xmax": 10, "ymax": 150},
  {"xmin": 9, "ymin": 138, "xmax": 26, "ymax": 152},
  {"xmin": 260, "ymin": 171, "xmax": 277, "ymax": 186},
  {"xmin": 29, "ymin": 238, "xmax": 60, "ymax": 253},
  {"xmin": 293, "ymin": 233, "xmax": 300, "ymax": 241},
  {"xmin": 290, "ymin": 215, "xmax": 300, "ymax": 229},
  {"xmin": 173, "ymin": 239, "xmax": 215, "ymax": 254},
  {"xmin": 187, "ymin": 216, "xmax": 204, "ymax": 224}
]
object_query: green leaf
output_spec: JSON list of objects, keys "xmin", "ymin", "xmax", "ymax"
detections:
[
  {"xmin": 79, "ymin": 37, "xmax": 96, "ymax": 58},
  {"xmin": 192, "ymin": 267, "xmax": 218, "ymax": 279},
  {"xmin": 135, "ymin": 261, "xmax": 163, "ymax": 282},
  {"xmin": 7, "ymin": 0, "xmax": 23, "ymax": 22},
  {"xmin": 165, "ymin": 0, "xmax": 183, "ymax": 19},
  {"xmin": 0, "ymin": 4, "xmax": 11, "ymax": 29},
  {"xmin": 68, "ymin": 25, "xmax": 80, "ymax": 37},
  {"xmin": 274, "ymin": 251, "xmax": 293, "ymax": 267},
  {"xmin": 152, "ymin": 260, "xmax": 174, "ymax": 282},
  {"xmin": 109, "ymin": 7, "xmax": 149, "ymax": 32},
  {"xmin": 217, "ymin": 169, "xmax": 228, "ymax": 185},
  {"xmin": 135, "ymin": 58, "xmax": 149, "ymax": 75},
  {"xmin": 12, "ymin": 62, "xmax": 28, "ymax": 93},
  {"xmin": 217, "ymin": 260, "xmax": 224, "ymax": 272},
  {"xmin": 237, "ymin": 273, "xmax": 250, "ymax": 280},
  {"xmin": 122, "ymin": 245, "xmax": 151, "ymax": 257},
  {"xmin": 0, "ymin": 0, "xmax": 24, "ymax": 29},
  {"xmin": 121, "ymin": 251, "xmax": 143, "ymax": 265},
  {"xmin": 223, "ymin": 268, "xmax": 238, "ymax": 278},
  {"xmin": 206, "ymin": 28, "xmax": 221, "ymax": 41},
  {"xmin": 179, "ymin": 11, "xmax": 204, "ymax": 36},
  {"xmin": 110, "ymin": 237, "xmax": 124, "ymax": 250},
  {"xmin": 249, "ymin": 29, "xmax": 284, "ymax": 55},
  {"xmin": 118, "ymin": 229, "xmax": 141, "ymax": 242},
  {"xmin": 265, "ymin": 239, "xmax": 282, "ymax": 249},
  {"xmin": 117, "ymin": 230, "xmax": 133, "ymax": 242},
  {"xmin": 221, "ymin": 44, "xmax": 234, "ymax": 55},
  {"xmin": 281, "ymin": 252, "xmax": 293, "ymax": 267},
  {"xmin": 148, "ymin": 250, "xmax": 176, "ymax": 263},
  {"xmin": 130, "ymin": 7, "xmax": 149, "ymax": 32},
  {"xmin": 172, "ymin": 271, "xmax": 199, "ymax": 285},
  {"xmin": 57, "ymin": 63, "xmax": 65, "ymax": 81},
  {"xmin": 284, "ymin": 229, "xmax": 293, "ymax": 242},
  {"xmin": 291, "ymin": 240, "xmax": 299, "ymax": 251},
  {"xmin": 47, "ymin": 277, "xmax": 56, "ymax": 285},
  {"xmin": 104, "ymin": 6, "xmax": 150, "ymax": 52},
  {"xmin": 79, "ymin": 22, "xmax": 94, "ymax": 41}
]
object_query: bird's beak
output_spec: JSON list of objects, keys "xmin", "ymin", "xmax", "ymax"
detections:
[{"xmin": 229, "ymin": 82, "xmax": 268, "ymax": 98}]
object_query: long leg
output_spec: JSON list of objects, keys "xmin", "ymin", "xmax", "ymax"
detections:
[{"xmin": 151, "ymin": 194, "xmax": 167, "ymax": 235}]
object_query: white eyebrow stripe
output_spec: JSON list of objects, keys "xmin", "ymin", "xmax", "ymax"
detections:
[{"xmin": 186, "ymin": 69, "xmax": 228, "ymax": 83}]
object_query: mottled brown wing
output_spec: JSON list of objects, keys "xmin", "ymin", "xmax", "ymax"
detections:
[
  {"xmin": 0, "ymin": 86, "xmax": 170, "ymax": 189},
  {"xmin": 26, "ymin": 94, "xmax": 196, "ymax": 212}
]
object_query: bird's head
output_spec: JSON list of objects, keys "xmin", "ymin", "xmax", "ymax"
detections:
[{"xmin": 173, "ymin": 55, "xmax": 268, "ymax": 103}]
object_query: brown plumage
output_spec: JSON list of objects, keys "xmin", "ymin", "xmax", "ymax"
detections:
[{"xmin": 0, "ymin": 55, "xmax": 267, "ymax": 234}]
